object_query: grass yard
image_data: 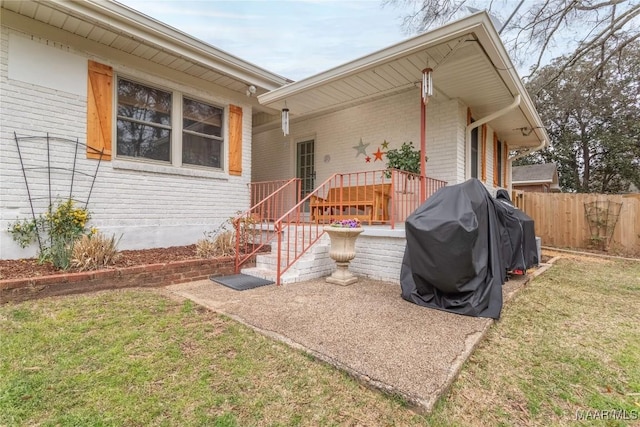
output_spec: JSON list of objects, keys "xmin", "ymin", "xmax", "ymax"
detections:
[
  {"xmin": 427, "ymin": 255, "xmax": 640, "ymax": 426},
  {"xmin": 1, "ymin": 255, "xmax": 638, "ymax": 426}
]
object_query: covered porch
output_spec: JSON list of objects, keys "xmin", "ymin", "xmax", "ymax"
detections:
[
  {"xmin": 243, "ymin": 12, "xmax": 549, "ymax": 285},
  {"xmin": 237, "ymin": 169, "xmax": 446, "ymax": 285}
]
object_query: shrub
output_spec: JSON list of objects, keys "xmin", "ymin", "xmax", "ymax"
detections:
[
  {"xmin": 8, "ymin": 199, "xmax": 93, "ymax": 269},
  {"xmin": 196, "ymin": 230, "xmax": 235, "ymax": 258},
  {"xmin": 70, "ymin": 232, "xmax": 121, "ymax": 271}
]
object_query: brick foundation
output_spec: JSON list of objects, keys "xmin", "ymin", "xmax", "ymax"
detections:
[{"xmin": 0, "ymin": 257, "xmax": 236, "ymax": 304}]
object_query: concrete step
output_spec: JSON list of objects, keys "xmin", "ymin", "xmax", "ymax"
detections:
[{"xmin": 240, "ymin": 267, "xmax": 299, "ymax": 284}]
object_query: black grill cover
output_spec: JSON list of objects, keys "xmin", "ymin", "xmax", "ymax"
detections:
[
  {"xmin": 400, "ymin": 179, "xmax": 505, "ymax": 319},
  {"xmin": 495, "ymin": 189, "xmax": 538, "ymax": 271}
]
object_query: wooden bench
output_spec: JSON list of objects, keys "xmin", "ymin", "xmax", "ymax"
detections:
[{"xmin": 310, "ymin": 184, "xmax": 392, "ymax": 224}]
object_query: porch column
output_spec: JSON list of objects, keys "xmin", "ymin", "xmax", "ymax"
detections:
[
  {"xmin": 420, "ymin": 93, "xmax": 426, "ymax": 203},
  {"xmin": 420, "ymin": 68, "xmax": 432, "ymax": 204}
]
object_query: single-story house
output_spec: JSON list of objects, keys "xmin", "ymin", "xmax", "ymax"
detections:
[
  {"xmin": 0, "ymin": 0, "xmax": 549, "ymax": 271},
  {"xmin": 0, "ymin": 0, "xmax": 288, "ymax": 259},
  {"xmin": 512, "ymin": 163, "xmax": 561, "ymax": 193}
]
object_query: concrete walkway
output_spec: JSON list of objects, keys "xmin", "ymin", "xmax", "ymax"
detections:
[{"xmin": 167, "ymin": 273, "xmax": 535, "ymax": 412}]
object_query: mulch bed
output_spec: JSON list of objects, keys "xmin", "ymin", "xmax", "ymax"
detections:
[{"xmin": 0, "ymin": 245, "xmax": 200, "ymax": 281}]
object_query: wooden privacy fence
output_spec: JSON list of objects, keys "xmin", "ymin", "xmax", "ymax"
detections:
[{"xmin": 521, "ymin": 193, "xmax": 640, "ymax": 255}]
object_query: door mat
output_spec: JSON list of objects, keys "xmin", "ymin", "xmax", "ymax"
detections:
[{"xmin": 210, "ymin": 274, "xmax": 274, "ymax": 291}]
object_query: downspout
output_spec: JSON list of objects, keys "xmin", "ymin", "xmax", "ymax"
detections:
[
  {"xmin": 465, "ymin": 94, "xmax": 521, "ymax": 179},
  {"xmin": 506, "ymin": 138, "xmax": 547, "ymax": 193}
]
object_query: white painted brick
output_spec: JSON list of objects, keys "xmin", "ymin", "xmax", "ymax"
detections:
[
  {"xmin": 253, "ymin": 89, "xmax": 473, "ymax": 190},
  {"xmin": 1, "ymin": 25, "xmax": 254, "ymax": 259}
]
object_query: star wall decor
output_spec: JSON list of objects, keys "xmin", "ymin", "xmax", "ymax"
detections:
[
  {"xmin": 352, "ymin": 138, "xmax": 369, "ymax": 157},
  {"xmin": 381, "ymin": 140, "xmax": 389, "ymax": 149},
  {"xmin": 365, "ymin": 156, "xmax": 371, "ymax": 163},
  {"xmin": 373, "ymin": 147, "xmax": 385, "ymax": 162}
]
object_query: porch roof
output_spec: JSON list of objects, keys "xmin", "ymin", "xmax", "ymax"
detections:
[
  {"xmin": 258, "ymin": 12, "xmax": 549, "ymax": 152},
  {"xmin": 1, "ymin": 0, "xmax": 291, "ymax": 103}
]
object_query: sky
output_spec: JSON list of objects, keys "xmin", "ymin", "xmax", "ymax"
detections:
[{"xmin": 117, "ymin": 0, "xmax": 425, "ymax": 81}]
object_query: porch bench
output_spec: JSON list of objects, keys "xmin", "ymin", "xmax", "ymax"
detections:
[{"xmin": 310, "ymin": 183, "xmax": 392, "ymax": 224}]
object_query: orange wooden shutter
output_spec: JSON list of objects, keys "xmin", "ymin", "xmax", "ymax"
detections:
[
  {"xmin": 86, "ymin": 60, "xmax": 112, "ymax": 160},
  {"xmin": 493, "ymin": 133, "xmax": 499, "ymax": 187},
  {"xmin": 481, "ymin": 124, "xmax": 487, "ymax": 182},
  {"xmin": 466, "ymin": 107, "xmax": 472, "ymax": 125},
  {"xmin": 503, "ymin": 143, "xmax": 509, "ymax": 186},
  {"xmin": 228, "ymin": 105, "xmax": 243, "ymax": 176}
]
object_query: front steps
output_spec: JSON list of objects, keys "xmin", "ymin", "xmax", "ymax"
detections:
[{"xmin": 241, "ymin": 226, "xmax": 335, "ymax": 284}]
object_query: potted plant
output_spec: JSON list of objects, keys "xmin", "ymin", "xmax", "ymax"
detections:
[
  {"xmin": 324, "ymin": 218, "xmax": 363, "ymax": 286},
  {"xmin": 385, "ymin": 140, "xmax": 428, "ymax": 192},
  {"xmin": 384, "ymin": 141, "xmax": 423, "ymax": 178}
]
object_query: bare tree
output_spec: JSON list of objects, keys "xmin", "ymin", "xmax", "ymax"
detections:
[{"xmin": 385, "ymin": 0, "xmax": 640, "ymax": 89}]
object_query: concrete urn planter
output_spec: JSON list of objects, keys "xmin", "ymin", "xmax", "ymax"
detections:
[{"xmin": 324, "ymin": 226, "xmax": 363, "ymax": 286}]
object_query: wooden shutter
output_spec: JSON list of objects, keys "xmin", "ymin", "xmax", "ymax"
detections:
[
  {"xmin": 503, "ymin": 143, "xmax": 509, "ymax": 186},
  {"xmin": 481, "ymin": 124, "xmax": 487, "ymax": 182},
  {"xmin": 228, "ymin": 104, "xmax": 243, "ymax": 176},
  {"xmin": 86, "ymin": 60, "xmax": 112, "ymax": 160}
]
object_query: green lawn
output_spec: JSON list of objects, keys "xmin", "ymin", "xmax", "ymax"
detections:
[
  {"xmin": 1, "ymin": 255, "xmax": 638, "ymax": 426},
  {"xmin": 427, "ymin": 255, "xmax": 640, "ymax": 426}
]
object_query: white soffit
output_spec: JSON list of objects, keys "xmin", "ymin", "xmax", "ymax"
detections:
[
  {"xmin": 0, "ymin": 0, "xmax": 290, "ymax": 95},
  {"xmin": 259, "ymin": 12, "xmax": 548, "ymax": 149}
]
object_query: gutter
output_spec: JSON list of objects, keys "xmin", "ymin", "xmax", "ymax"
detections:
[
  {"xmin": 512, "ymin": 179, "xmax": 552, "ymax": 185},
  {"xmin": 465, "ymin": 94, "xmax": 521, "ymax": 179},
  {"xmin": 509, "ymin": 139, "xmax": 547, "ymax": 161}
]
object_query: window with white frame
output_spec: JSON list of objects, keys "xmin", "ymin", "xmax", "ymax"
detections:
[
  {"xmin": 116, "ymin": 77, "xmax": 224, "ymax": 169},
  {"xmin": 182, "ymin": 97, "xmax": 223, "ymax": 168}
]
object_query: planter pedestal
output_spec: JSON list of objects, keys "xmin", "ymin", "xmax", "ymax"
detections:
[{"xmin": 324, "ymin": 226, "xmax": 363, "ymax": 286}]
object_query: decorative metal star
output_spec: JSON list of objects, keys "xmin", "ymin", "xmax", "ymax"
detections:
[
  {"xmin": 381, "ymin": 140, "xmax": 389, "ymax": 149},
  {"xmin": 352, "ymin": 138, "xmax": 369, "ymax": 157},
  {"xmin": 365, "ymin": 156, "xmax": 371, "ymax": 163},
  {"xmin": 373, "ymin": 147, "xmax": 385, "ymax": 162}
]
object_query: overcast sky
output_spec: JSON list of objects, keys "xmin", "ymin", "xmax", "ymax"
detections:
[{"xmin": 118, "ymin": 0, "xmax": 424, "ymax": 81}]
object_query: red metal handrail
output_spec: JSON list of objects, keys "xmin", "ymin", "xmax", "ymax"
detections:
[
  {"xmin": 234, "ymin": 178, "xmax": 301, "ymax": 272},
  {"xmin": 388, "ymin": 169, "xmax": 447, "ymax": 226},
  {"xmin": 272, "ymin": 170, "xmax": 447, "ymax": 284},
  {"xmin": 250, "ymin": 179, "xmax": 296, "ymax": 207}
]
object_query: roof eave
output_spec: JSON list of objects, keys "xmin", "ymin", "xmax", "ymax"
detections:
[
  {"xmin": 41, "ymin": 0, "xmax": 291, "ymax": 90},
  {"xmin": 513, "ymin": 179, "xmax": 553, "ymax": 185},
  {"xmin": 259, "ymin": 11, "xmax": 549, "ymax": 151},
  {"xmin": 259, "ymin": 13, "xmax": 490, "ymax": 105}
]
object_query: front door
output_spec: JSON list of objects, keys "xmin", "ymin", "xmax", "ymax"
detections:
[{"xmin": 296, "ymin": 139, "xmax": 315, "ymax": 211}]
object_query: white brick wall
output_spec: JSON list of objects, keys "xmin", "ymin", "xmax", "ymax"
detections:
[
  {"xmin": 252, "ymin": 91, "xmax": 506, "ymax": 194},
  {"xmin": 1, "ymin": 26, "xmax": 253, "ymax": 259},
  {"xmin": 351, "ymin": 233, "xmax": 407, "ymax": 283}
]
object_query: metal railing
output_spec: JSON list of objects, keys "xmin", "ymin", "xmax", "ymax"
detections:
[
  {"xmin": 389, "ymin": 169, "xmax": 448, "ymax": 225},
  {"xmin": 271, "ymin": 170, "xmax": 447, "ymax": 285},
  {"xmin": 234, "ymin": 178, "xmax": 301, "ymax": 272},
  {"xmin": 250, "ymin": 179, "xmax": 298, "ymax": 208}
]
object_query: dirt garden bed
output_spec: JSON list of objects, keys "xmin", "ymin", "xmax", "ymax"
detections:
[
  {"xmin": 0, "ymin": 245, "xmax": 201, "ymax": 281},
  {"xmin": 0, "ymin": 245, "xmax": 239, "ymax": 304}
]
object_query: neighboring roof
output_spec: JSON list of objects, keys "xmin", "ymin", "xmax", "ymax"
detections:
[
  {"xmin": 258, "ymin": 11, "xmax": 549, "ymax": 151},
  {"xmin": 1, "ymin": 0, "xmax": 290, "ymax": 99},
  {"xmin": 512, "ymin": 163, "xmax": 558, "ymax": 184}
]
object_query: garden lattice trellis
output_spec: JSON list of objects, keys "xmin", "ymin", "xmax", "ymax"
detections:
[
  {"xmin": 13, "ymin": 132, "xmax": 105, "ymax": 252},
  {"xmin": 583, "ymin": 200, "xmax": 623, "ymax": 251}
]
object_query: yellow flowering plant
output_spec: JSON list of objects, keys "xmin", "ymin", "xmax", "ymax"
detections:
[{"xmin": 8, "ymin": 199, "xmax": 92, "ymax": 269}]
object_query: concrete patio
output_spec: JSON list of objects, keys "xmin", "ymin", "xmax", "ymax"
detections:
[{"xmin": 167, "ymin": 269, "xmax": 545, "ymax": 412}]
